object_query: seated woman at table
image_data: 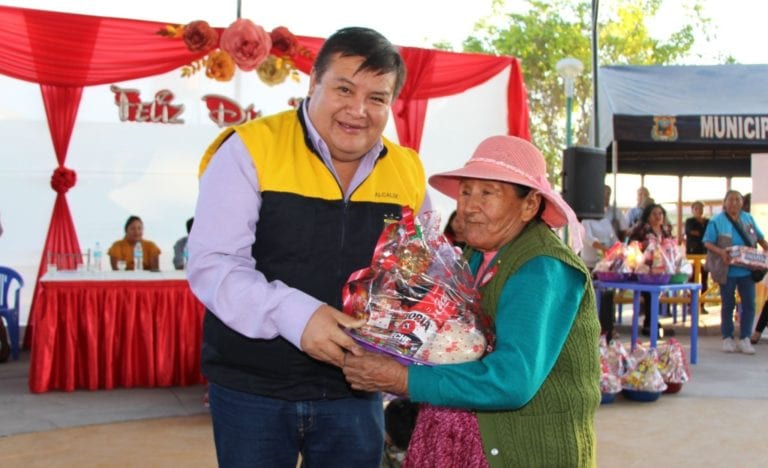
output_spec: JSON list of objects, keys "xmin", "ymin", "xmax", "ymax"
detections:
[
  {"xmin": 108, "ymin": 215, "xmax": 161, "ymax": 271},
  {"xmin": 343, "ymin": 135, "xmax": 600, "ymax": 467},
  {"xmin": 628, "ymin": 203, "xmax": 674, "ymax": 337}
]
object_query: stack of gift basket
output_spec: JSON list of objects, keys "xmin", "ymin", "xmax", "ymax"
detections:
[
  {"xmin": 598, "ymin": 336, "xmax": 691, "ymax": 403},
  {"xmin": 594, "ymin": 239, "xmax": 692, "ymax": 284}
]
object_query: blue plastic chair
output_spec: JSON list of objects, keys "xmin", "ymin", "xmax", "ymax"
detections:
[{"xmin": 0, "ymin": 266, "xmax": 24, "ymax": 360}]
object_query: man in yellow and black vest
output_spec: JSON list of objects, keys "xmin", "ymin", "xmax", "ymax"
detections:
[{"xmin": 188, "ymin": 27, "xmax": 429, "ymax": 467}]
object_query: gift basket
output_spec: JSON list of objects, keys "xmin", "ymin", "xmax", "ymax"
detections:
[
  {"xmin": 601, "ymin": 335, "xmax": 630, "ymax": 378},
  {"xmin": 598, "ymin": 335, "xmax": 623, "ymax": 404},
  {"xmin": 657, "ymin": 338, "xmax": 691, "ymax": 394},
  {"xmin": 342, "ymin": 207, "xmax": 494, "ymax": 366},
  {"xmin": 594, "ymin": 241, "xmax": 643, "ymax": 282},
  {"xmin": 622, "ymin": 345, "xmax": 667, "ymax": 401},
  {"xmin": 634, "ymin": 238, "xmax": 691, "ymax": 284},
  {"xmin": 728, "ymin": 246, "xmax": 768, "ymax": 270}
]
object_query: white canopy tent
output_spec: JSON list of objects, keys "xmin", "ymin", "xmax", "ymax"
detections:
[{"xmin": 593, "ymin": 64, "xmax": 765, "ymax": 238}]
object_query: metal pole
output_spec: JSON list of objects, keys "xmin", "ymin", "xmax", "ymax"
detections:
[
  {"xmin": 677, "ymin": 176, "xmax": 683, "ymax": 245},
  {"xmin": 566, "ymin": 95, "xmax": 574, "ymax": 147},
  {"xmin": 556, "ymin": 58, "xmax": 582, "ymax": 148},
  {"xmin": 591, "ymin": 0, "xmax": 600, "ymax": 147}
]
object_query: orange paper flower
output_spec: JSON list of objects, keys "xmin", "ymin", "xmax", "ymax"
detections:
[
  {"xmin": 220, "ymin": 19, "xmax": 272, "ymax": 72},
  {"xmin": 205, "ymin": 50, "xmax": 236, "ymax": 82}
]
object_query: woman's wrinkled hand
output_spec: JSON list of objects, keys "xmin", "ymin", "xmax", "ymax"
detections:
[{"xmin": 343, "ymin": 351, "xmax": 409, "ymax": 396}]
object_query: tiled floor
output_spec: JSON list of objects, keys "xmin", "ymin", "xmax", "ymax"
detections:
[{"xmin": 0, "ymin": 350, "xmax": 209, "ymax": 438}]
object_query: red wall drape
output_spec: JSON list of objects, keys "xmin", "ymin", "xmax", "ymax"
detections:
[
  {"xmin": 25, "ymin": 85, "xmax": 87, "ymax": 344},
  {"xmin": 0, "ymin": 5, "xmax": 529, "ymax": 346}
]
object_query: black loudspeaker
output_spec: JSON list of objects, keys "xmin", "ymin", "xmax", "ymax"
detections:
[{"xmin": 561, "ymin": 146, "xmax": 606, "ymax": 220}]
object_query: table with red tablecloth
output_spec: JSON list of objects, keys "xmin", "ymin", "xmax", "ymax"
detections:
[{"xmin": 29, "ymin": 271, "xmax": 206, "ymax": 393}]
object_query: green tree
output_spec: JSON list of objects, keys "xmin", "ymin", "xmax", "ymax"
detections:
[{"xmin": 460, "ymin": 0, "xmax": 710, "ymax": 181}]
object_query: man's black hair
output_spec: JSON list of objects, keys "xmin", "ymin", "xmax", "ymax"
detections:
[{"xmin": 313, "ymin": 27, "xmax": 407, "ymax": 99}]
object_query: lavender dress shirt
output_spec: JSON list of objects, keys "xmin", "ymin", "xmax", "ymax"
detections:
[{"xmin": 187, "ymin": 105, "xmax": 431, "ymax": 349}]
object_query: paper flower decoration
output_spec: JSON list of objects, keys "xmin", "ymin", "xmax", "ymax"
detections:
[{"xmin": 158, "ymin": 19, "xmax": 312, "ymax": 86}]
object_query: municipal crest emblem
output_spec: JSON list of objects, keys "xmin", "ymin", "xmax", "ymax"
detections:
[{"xmin": 651, "ymin": 116, "xmax": 678, "ymax": 141}]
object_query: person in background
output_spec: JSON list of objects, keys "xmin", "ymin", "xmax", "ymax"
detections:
[
  {"xmin": 108, "ymin": 215, "xmax": 161, "ymax": 271},
  {"xmin": 626, "ymin": 186, "xmax": 651, "ymax": 228},
  {"xmin": 602, "ymin": 184, "xmax": 629, "ymax": 241},
  {"xmin": 581, "ymin": 185, "xmax": 626, "ymax": 339},
  {"xmin": 344, "ymin": 135, "xmax": 599, "ymax": 467},
  {"xmin": 0, "ymin": 212, "xmax": 3, "ymax": 237},
  {"xmin": 751, "ymin": 301, "xmax": 768, "ymax": 344},
  {"xmin": 685, "ymin": 201, "xmax": 710, "ymax": 310},
  {"xmin": 739, "ymin": 193, "xmax": 767, "ymax": 344},
  {"xmin": 703, "ymin": 190, "xmax": 768, "ymax": 354},
  {"xmin": 743, "ymin": 192, "xmax": 752, "ymax": 213},
  {"xmin": 629, "ymin": 203, "xmax": 674, "ymax": 337},
  {"xmin": 381, "ymin": 398, "xmax": 419, "ymax": 468},
  {"xmin": 442, "ymin": 210, "xmax": 466, "ymax": 249},
  {"xmin": 172, "ymin": 217, "xmax": 194, "ymax": 270},
  {"xmin": 187, "ymin": 27, "xmax": 429, "ymax": 467}
]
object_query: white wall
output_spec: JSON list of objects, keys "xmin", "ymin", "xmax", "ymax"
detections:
[{"xmin": 752, "ymin": 153, "xmax": 768, "ymax": 235}]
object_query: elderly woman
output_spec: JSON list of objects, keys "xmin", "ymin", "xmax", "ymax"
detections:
[
  {"xmin": 343, "ymin": 135, "xmax": 599, "ymax": 467},
  {"xmin": 108, "ymin": 215, "xmax": 161, "ymax": 271},
  {"xmin": 703, "ymin": 190, "xmax": 768, "ymax": 354}
]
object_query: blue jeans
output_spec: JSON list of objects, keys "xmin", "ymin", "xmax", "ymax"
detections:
[
  {"xmin": 720, "ymin": 275, "xmax": 756, "ymax": 340},
  {"xmin": 208, "ymin": 383, "xmax": 384, "ymax": 468}
]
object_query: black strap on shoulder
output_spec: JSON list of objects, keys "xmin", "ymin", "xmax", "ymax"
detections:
[{"xmin": 726, "ymin": 214, "xmax": 756, "ymax": 248}]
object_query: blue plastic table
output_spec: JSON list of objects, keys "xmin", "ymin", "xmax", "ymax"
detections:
[{"xmin": 594, "ymin": 280, "xmax": 702, "ymax": 364}]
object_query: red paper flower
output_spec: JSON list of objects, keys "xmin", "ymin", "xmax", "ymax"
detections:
[
  {"xmin": 270, "ymin": 26, "xmax": 298, "ymax": 57},
  {"xmin": 182, "ymin": 20, "xmax": 219, "ymax": 52},
  {"xmin": 220, "ymin": 19, "xmax": 272, "ymax": 72}
]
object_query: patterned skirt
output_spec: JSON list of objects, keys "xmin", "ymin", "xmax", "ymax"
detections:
[{"xmin": 403, "ymin": 404, "xmax": 489, "ymax": 468}]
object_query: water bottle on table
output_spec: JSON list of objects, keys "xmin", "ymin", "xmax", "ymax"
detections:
[
  {"xmin": 134, "ymin": 242, "xmax": 143, "ymax": 271},
  {"xmin": 93, "ymin": 242, "xmax": 102, "ymax": 271},
  {"xmin": 183, "ymin": 244, "xmax": 189, "ymax": 270}
]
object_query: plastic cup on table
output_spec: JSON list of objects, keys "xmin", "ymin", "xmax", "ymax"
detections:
[{"xmin": 117, "ymin": 260, "xmax": 127, "ymax": 271}]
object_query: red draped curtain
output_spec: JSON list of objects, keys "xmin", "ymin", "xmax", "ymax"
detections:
[
  {"xmin": 34, "ymin": 85, "xmax": 85, "ymax": 331},
  {"xmin": 0, "ymin": 5, "xmax": 529, "ymax": 346}
]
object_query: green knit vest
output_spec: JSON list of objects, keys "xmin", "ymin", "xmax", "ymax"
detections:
[{"xmin": 473, "ymin": 221, "xmax": 600, "ymax": 468}]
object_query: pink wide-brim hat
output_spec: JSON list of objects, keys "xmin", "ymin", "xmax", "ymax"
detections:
[{"xmin": 429, "ymin": 135, "xmax": 584, "ymax": 252}]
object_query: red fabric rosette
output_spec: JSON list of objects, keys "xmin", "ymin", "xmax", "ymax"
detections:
[{"xmin": 50, "ymin": 166, "xmax": 76, "ymax": 194}]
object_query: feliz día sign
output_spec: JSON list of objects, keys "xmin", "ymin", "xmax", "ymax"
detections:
[
  {"xmin": 110, "ymin": 86, "xmax": 185, "ymax": 124},
  {"xmin": 109, "ymin": 86, "xmax": 300, "ymax": 127}
]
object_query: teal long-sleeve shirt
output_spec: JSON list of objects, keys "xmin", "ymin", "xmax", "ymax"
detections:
[{"xmin": 408, "ymin": 255, "xmax": 585, "ymax": 411}]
